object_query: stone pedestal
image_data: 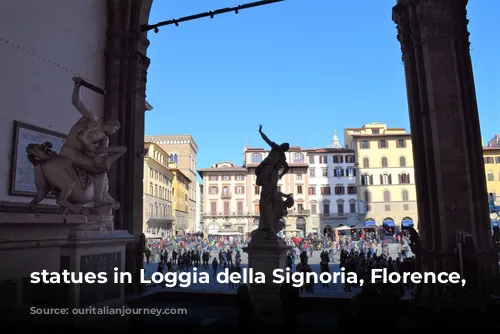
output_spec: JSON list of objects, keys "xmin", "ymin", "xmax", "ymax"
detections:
[
  {"xmin": 243, "ymin": 234, "xmax": 291, "ymax": 313},
  {"xmin": 0, "ymin": 212, "xmax": 133, "ymax": 314}
]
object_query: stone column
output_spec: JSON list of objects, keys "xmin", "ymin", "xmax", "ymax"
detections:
[
  {"xmin": 105, "ymin": 0, "xmax": 150, "ymax": 293},
  {"xmin": 392, "ymin": 0, "xmax": 498, "ymax": 298}
]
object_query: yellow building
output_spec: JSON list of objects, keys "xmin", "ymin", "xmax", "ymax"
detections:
[
  {"xmin": 483, "ymin": 135, "xmax": 500, "ymax": 203},
  {"xmin": 344, "ymin": 122, "xmax": 418, "ymax": 232},
  {"xmin": 143, "ymin": 142, "xmax": 175, "ymax": 237},
  {"xmin": 169, "ymin": 162, "xmax": 191, "ymax": 233}
]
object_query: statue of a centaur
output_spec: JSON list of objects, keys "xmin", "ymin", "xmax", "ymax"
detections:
[{"xmin": 26, "ymin": 77, "xmax": 126, "ymax": 214}]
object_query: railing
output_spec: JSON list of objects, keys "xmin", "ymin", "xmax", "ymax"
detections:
[
  {"xmin": 203, "ymin": 211, "xmax": 260, "ymax": 217},
  {"xmin": 287, "ymin": 209, "xmax": 311, "ymax": 215},
  {"xmin": 221, "ymin": 192, "xmax": 232, "ymax": 199}
]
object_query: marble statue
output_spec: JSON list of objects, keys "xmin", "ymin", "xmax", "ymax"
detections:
[
  {"xmin": 27, "ymin": 77, "xmax": 126, "ymax": 214},
  {"xmin": 252, "ymin": 124, "xmax": 292, "ymax": 239}
]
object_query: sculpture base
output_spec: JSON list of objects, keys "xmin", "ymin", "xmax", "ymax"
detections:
[
  {"xmin": 0, "ymin": 212, "xmax": 133, "ymax": 317},
  {"xmin": 243, "ymin": 234, "xmax": 291, "ymax": 313}
]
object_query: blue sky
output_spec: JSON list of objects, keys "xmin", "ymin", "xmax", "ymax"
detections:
[{"xmin": 145, "ymin": 0, "xmax": 499, "ymax": 177}]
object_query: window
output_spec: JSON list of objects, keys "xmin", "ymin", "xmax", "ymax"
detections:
[
  {"xmin": 278, "ymin": 186, "xmax": 282, "ymax": 192},
  {"xmin": 333, "ymin": 155, "xmax": 343, "ymax": 163},
  {"xmin": 297, "ymin": 204, "xmax": 304, "ymax": 212},
  {"xmin": 346, "ymin": 168, "xmax": 356, "ymax": 177},
  {"xmin": 150, "ymin": 169, "xmax": 153, "ymax": 178},
  {"xmin": 254, "ymin": 204, "xmax": 260, "ymax": 214},
  {"xmin": 363, "ymin": 157, "xmax": 369, "ymax": 168},
  {"xmin": 381, "ymin": 157, "xmax": 388, "ymax": 167},
  {"xmin": 236, "ymin": 175, "xmax": 244, "ymax": 181},
  {"xmin": 360, "ymin": 140, "xmax": 369, "ymax": 149},
  {"xmin": 169, "ymin": 153, "xmax": 178, "ymax": 163},
  {"xmin": 402, "ymin": 190, "xmax": 409, "ymax": 201},
  {"xmin": 320, "ymin": 186, "xmax": 331, "ymax": 195},
  {"xmin": 322, "ymin": 168, "xmax": 328, "ymax": 177},
  {"xmin": 397, "ymin": 139, "xmax": 406, "ymax": 148},
  {"xmin": 149, "ymin": 183, "xmax": 153, "ymax": 195},
  {"xmin": 222, "ymin": 186, "xmax": 229, "ymax": 194},
  {"xmin": 403, "ymin": 204, "xmax": 409, "ymax": 211},
  {"xmin": 337, "ymin": 203, "xmax": 344, "ymax": 214},
  {"xmin": 211, "ymin": 202, "xmax": 217, "ymax": 214},
  {"xmin": 323, "ymin": 204, "xmax": 330, "ymax": 214},
  {"xmin": 254, "ymin": 186, "xmax": 260, "ymax": 195},
  {"xmin": 154, "ymin": 185, "xmax": 158, "ymax": 197},
  {"xmin": 347, "ymin": 185, "xmax": 356, "ymax": 194},
  {"xmin": 379, "ymin": 140, "xmax": 387, "ymax": 148},
  {"xmin": 308, "ymin": 186, "xmax": 316, "ymax": 195},
  {"xmin": 487, "ymin": 172, "xmax": 494, "ymax": 181},
  {"xmin": 364, "ymin": 191, "xmax": 371, "ymax": 203},
  {"xmin": 366, "ymin": 205, "xmax": 372, "ymax": 212},
  {"xmin": 311, "ymin": 204, "xmax": 317, "ymax": 214},
  {"xmin": 297, "ymin": 185, "xmax": 303, "ymax": 194},
  {"xmin": 251, "ymin": 153, "xmax": 262, "ymax": 163},
  {"xmin": 400, "ymin": 173, "xmax": 410, "ymax": 184},
  {"xmin": 296, "ymin": 173, "xmax": 303, "ymax": 180},
  {"xmin": 400, "ymin": 156, "xmax": 406, "ymax": 167},
  {"xmin": 372, "ymin": 129, "xmax": 379, "ymax": 134},
  {"xmin": 484, "ymin": 157, "xmax": 494, "ymax": 164},
  {"xmin": 334, "ymin": 186, "xmax": 344, "ymax": 194},
  {"xmin": 319, "ymin": 155, "xmax": 327, "ymax": 163},
  {"xmin": 209, "ymin": 186, "xmax": 218, "ymax": 194},
  {"xmin": 309, "ymin": 169, "xmax": 316, "ymax": 177},
  {"xmin": 294, "ymin": 153, "xmax": 305, "ymax": 163},
  {"xmin": 237, "ymin": 201, "xmax": 243, "ymax": 215},
  {"xmin": 345, "ymin": 155, "xmax": 355, "ymax": 163},
  {"xmin": 333, "ymin": 168, "xmax": 344, "ymax": 177},
  {"xmin": 308, "ymin": 155, "xmax": 315, "ymax": 164},
  {"xmin": 385, "ymin": 204, "xmax": 391, "ymax": 211},
  {"xmin": 496, "ymin": 157, "xmax": 500, "ymax": 164},
  {"xmin": 381, "ymin": 174, "xmax": 392, "ymax": 185},
  {"xmin": 223, "ymin": 201, "xmax": 230, "ymax": 215},
  {"xmin": 235, "ymin": 186, "xmax": 244, "ymax": 194},
  {"xmin": 349, "ymin": 202, "xmax": 356, "ymax": 213},
  {"xmin": 222, "ymin": 175, "xmax": 230, "ymax": 181},
  {"xmin": 383, "ymin": 191, "xmax": 391, "ymax": 202},
  {"xmin": 361, "ymin": 174, "xmax": 373, "ymax": 186}
]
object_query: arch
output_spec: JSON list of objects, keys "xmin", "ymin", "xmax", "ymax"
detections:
[
  {"xmin": 364, "ymin": 218, "xmax": 376, "ymax": 226},
  {"xmin": 362, "ymin": 157, "xmax": 369, "ymax": 168},
  {"xmin": 400, "ymin": 173, "xmax": 410, "ymax": 184},
  {"xmin": 381, "ymin": 157, "xmax": 388, "ymax": 167},
  {"xmin": 361, "ymin": 174, "xmax": 370, "ymax": 185},
  {"xmin": 401, "ymin": 217, "xmax": 414, "ymax": 228},
  {"xmin": 251, "ymin": 153, "xmax": 262, "ymax": 163},
  {"xmin": 253, "ymin": 218, "xmax": 259, "ymax": 227},
  {"xmin": 169, "ymin": 153, "xmax": 178, "ymax": 163},
  {"xmin": 323, "ymin": 224, "xmax": 332, "ymax": 235},
  {"xmin": 336, "ymin": 199, "xmax": 345, "ymax": 204},
  {"xmin": 296, "ymin": 217, "xmax": 306, "ymax": 225},
  {"xmin": 382, "ymin": 217, "xmax": 395, "ymax": 229},
  {"xmin": 381, "ymin": 174, "xmax": 390, "ymax": 184},
  {"xmin": 337, "ymin": 223, "xmax": 345, "ymax": 227},
  {"xmin": 400, "ymin": 156, "xmax": 406, "ymax": 167},
  {"xmin": 293, "ymin": 152, "xmax": 304, "ymax": 163},
  {"xmin": 207, "ymin": 223, "xmax": 220, "ymax": 234},
  {"xmin": 383, "ymin": 190, "xmax": 391, "ymax": 202}
]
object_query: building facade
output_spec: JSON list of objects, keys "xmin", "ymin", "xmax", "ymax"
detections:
[
  {"xmin": 145, "ymin": 135, "xmax": 198, "ymax": 232},
  {"xmin": 305, "ymin": 133, "xmax": 362, "ymax": 235},
  {"xmin": 170, "ymin": 163, "xmax": 191, "ymax": 233},
  {"xmin": 344, "ymin": 122, "xmax": 418, "ymax": 232},
  {"xmin": 195, "ymin": 182, "xmax": 204, "ymax": 232},
  {"xmin": 143, "ymin": 142, "xmax": 174, "ymax": 237},
  {"xmin": 484, "ymin": 135, "xmax": 500, "ymax": 203},
  {"xmin": 198, "ymin": 162, "xmax": 249, "ymax": 235},
  {"xmin": 244, "ymin": 147, "xmax": 311, "ymax": 234}
]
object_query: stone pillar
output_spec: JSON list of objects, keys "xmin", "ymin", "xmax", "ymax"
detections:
[
  {"xmin": 104, "ymin": 0, "xmax": 151, "ymax": 293},
  {"xmin": 392, "ymin": 0, "xmax": 498, "ymax": 298},
  {"xmin": 243, "ymin": 236, "xmax": 290, "ymax": 313}
]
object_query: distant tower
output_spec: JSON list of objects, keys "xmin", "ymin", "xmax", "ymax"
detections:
[{"xmin": 328, "ymin": 131, "xmax": 341, "ymax": 148}]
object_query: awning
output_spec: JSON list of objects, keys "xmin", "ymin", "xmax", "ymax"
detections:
[
  {"xmin": 402, "ymin": 219, "xmax": 414, "ymax": 227},
  {"xmin": 364, "ymin": 221, "xmax": 376, "ymax": 226},
  {"xmin": 383, "ymin": 220, "xmax": 395, "ymax": 227},
  {"xmin": 144, "ymin": 233, "xmax": 162, "ymax": 239}
]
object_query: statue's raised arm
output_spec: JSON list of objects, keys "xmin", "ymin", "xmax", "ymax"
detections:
[
  {"xmin": 72, "ymin": 77, "xmax": 98, "ymax": 123},
  {"xmin": 258, "ymin": 124, "xmax": 278, "ymax": 149}
]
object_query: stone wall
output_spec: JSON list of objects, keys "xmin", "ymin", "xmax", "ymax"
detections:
[{"xmin": 0, "ymin": 0, "xmax": 107, "ymax": 203}]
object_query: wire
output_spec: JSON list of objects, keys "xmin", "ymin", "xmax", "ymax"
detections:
[{"xmin": 0, "ymin": 36, "xmax": 97, "ymax": 86}]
